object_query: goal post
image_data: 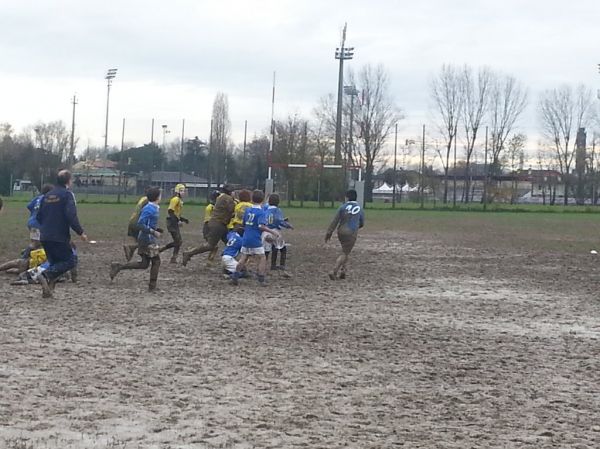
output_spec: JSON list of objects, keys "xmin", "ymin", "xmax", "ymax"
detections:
[{"xmin": 265, "ymin": 163, "xmax": 364, "ymax": 207}]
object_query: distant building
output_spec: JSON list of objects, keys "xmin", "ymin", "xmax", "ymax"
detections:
[{"xmin": 72, "ymin": 159, "xmax": 136, "ymax": 195}]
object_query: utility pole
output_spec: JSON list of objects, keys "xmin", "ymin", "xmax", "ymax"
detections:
[
  {"xmin": 117, "ymin": 118, "xmax": 126, "ymax": 203},
  {"xmin": 207, "ymin": 118, "xmax": 213, "ymax": 201},
  {"xmin": 420, "ymin": 124, "xmax": 426, "ymax": 210},
  {"xmin": 151, "ymin": 118, "xmax": 155, "ymax": 145},
  {"xmin": 266, "ymin": 72, "xmax": 276, "ymax": 196},
  {"xmin": 104, "ymin": 68, "xmax": 117, "ymax": 151},
  {"xmin": 243, "ymin": 119, "xmax": 248, "ymax": 185},
  {"xmin": 179, "ymin": 119, "xmax": 185, "ymax": 183},
  {"xmin": 392, "ymin": 122, "xmax": 398, "ymax": 209},
  {"xmin": 334, "ymin": 23, "xmax": 354, "ymax": 164},
  {"xmin": 483, "ymin": 126, "xmax": 489, "ymax": 211},
  {"xmin": 453, "ymin": 131, "xmax": 457, "ymax": 208},
  {"xmin": 69, "ymin": 94, "xmax": 78, "ymax": 167}
]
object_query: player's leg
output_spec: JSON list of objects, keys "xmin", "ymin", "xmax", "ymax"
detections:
[
  {"xmin": 148, "ymin": 255, "xmax": 161, "ymax": 291},
  {"xmin": 124, "ymin": 226, "xmax": 139, "ymax": 261},
  {"xmin": 230, "ymin": 253, "xmax": 249, "ymax": 285},
  {"xmin": 0, "ymin": 259, "xmax": 24, "ymax": 273},
  {"xmin": 270, "ymin": 246, "xmax": 278, "ymax": 270},
  {"xmin": 183, "ymin": 223, "xmax": 224, "ymax": 266},
  {"xmin": 256, "ymin": 253, "xmax": 268, "ymax": 286},
  {"xmin": 110, "ymin": 254, "xmax": 151, "ymax": 280},
  {"xmin": 39, "ymin": 242, "xmax": 74, "ymax": 297}
]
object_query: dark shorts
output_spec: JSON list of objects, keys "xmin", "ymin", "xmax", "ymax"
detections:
[
  {"xmin": 338, "ymin": 230, "xmax": 357, "ymax": 255},
  {"xmin": 206, "ymin": 221, "xmax": 228, "ymax": 247},
  {"xmin": 167, "ymin": 222, "xmax": 182, "ymax": 245},
  {"xmin": 127, "ymin": 223, "xmax": 138, "ymax": 239}
]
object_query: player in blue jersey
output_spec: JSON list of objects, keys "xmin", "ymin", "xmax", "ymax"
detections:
[
  {"xmin": 110, "ymin": 187, "xmax": 163, "ymax": 291},
  {"xmin": 230, "ymin": 190, "xmax": 277, "ymax": 287},
  {"xmin": 264, "ymin": 193, "xmax": 293, "ymax": 273},
  {"xmin": 222, "ymin": 226, "xmax": 243, "ymax": 276},
  {"xmin": 325, "ymin": 189, "xmax": 365, "ymax": 280}
]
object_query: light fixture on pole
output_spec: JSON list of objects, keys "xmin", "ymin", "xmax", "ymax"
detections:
[
  {"xmin": 334, "ymin": 23, "xmax": 354, "ymax": 164},
  {"xmin": 104, "ymin": 68, "xmax": 118, "ymax": 151},
  {"xmin": 343, "ymin": 84, "xmax": 359, "ymax": 169}
]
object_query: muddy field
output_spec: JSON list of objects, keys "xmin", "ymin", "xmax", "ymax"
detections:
[{"xmin": 1, "ymin": 206, "xmax": 600, "ymax": 448}]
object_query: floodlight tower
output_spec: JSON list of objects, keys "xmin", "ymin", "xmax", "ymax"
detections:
[
  {"xmin": 104, "ymin": 68, "xmax": 118, "ymax": 151},
  {"xmin": 334, "ymin": 23, "xmax": 354, "ymax": 164}
]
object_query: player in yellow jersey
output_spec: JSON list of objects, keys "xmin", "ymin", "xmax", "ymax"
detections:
[
  {"xmin": 0, "ymin": 247, "xmax": 47, "ymax": 275},
  {"xmin": 228, "ymin": 189, "xmax": 253, "ymax": 230},
  {"xmin": 159, "ymin": 184, "xmax": 189, "ymax": 263},
  {"xmin": 123, "ymin": 190, "xmax": 149, "ymax": 261}
]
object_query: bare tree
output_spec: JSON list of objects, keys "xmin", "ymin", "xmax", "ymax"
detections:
[
  {"xmin": 21, "ymin": 121, "xmax": 72, "ymax": 162},
  {"xmin": 488, "ymin": 74, "xmax": 528, "ymax": 176},
  {"xmin": 461, "ymin": 66, "xmax": 492, "ymax": 202},
  {"xmin": 211, "ymin": 92, "xmax": 231, "ymax": 186},
  {"xmin": 355, "ymin": 64, "xmax": 403, "ymax": 202},
  {"xmin": 431, "ymin": 64, "xmax": 463, "ymax": 203},
  {"xmin": 505, "ymin": 133, "xmax": 527, "ymax": 203},
  {"xmin": 539, "ymin": 84, "xmax": 596, "ymax": 205}
]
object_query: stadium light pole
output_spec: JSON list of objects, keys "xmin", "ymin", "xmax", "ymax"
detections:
[
  {"xmin": 104, "ymin": 68, "xmax": 118, "ymax": 151},
  {"xmin": 344, "ymin": 85, "xmax": 359, "ymax": 166},
  {"xmin": 334, "ymin": 23, "xmax": 354, "ymax": 165}
]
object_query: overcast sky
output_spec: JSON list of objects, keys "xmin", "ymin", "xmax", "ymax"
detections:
[{"xmin": 1, "ymin": 0, "xmax": 599, "ymax": 160}]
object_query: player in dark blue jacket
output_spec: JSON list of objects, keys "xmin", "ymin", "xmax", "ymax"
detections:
[
  {"xmin": 325, "ymin": 189, "xmax": 364, "ymax": 280},
  {"xmin": 37, "ymin": 170, "xmax": 88, "ymax": 297}
]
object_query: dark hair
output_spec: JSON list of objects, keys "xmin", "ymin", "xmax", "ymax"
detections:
[
  {"xmin": 146, "ymin": 187, "xmax": 161, "ymax": 202},
  {"xmin": 268, "ymin": 193, "xmax": 280, "ymax": 206},
  {"xmin": 346, "ymin": 189, "xmax": 357, "ymax": 201},
  {"xmin": 209, "ymin": 190, "xmax": 220, "ymax": 204},
  {"xmin": 57, "ymin": 170, "xmax": 72, "ymax": 187},
  {"xmin": 238, "ymin": 189, "xmax": 251, "ymax": 203},
  {"xmin": 220, "ymin": 184, "xmax": 233, "ymax": 195},
  {"xmin": 252, "ymin": 189, "xmax": 265, "ymax": 204},
  {"xmin": 41, "ymin": 184, "xmax": 53, "ymax": 195},
  {"xmin": 0, "ymin": 197, "xmax": 3, "ymax": 211}
]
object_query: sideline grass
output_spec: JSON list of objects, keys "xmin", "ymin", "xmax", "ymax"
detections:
[{"xmin": 2, "ymin": 201, "xmax": 599, "ymax": 257}]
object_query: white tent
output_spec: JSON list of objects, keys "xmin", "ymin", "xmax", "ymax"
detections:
[{"xmin": 372, "ymin": 182, "xmax": 394, "ymax": 194}]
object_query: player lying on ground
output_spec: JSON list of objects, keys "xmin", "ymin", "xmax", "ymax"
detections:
[
  {"xmin": 0, "ymin": 247, "xmax": 47, "ymax": 276},
  {"xmin": 263, "ymin": 193, "xmax": 293, "ymax": 274},
  {"xmin": 325, "ymin": 189, "xmax": 365, "ymax": 280},
  {"xmin": 8, "ymin": 246, "xmax": 77, "ymax": 285},
  {"xmin": 230, "ymin": 189, "xmax": 277, "ymax": 287},
  {"xmin": 159, "ymin": 183, "xmax": 189, "ymax": 264},
  {"xmin": 110, "ymin": 187, "xmax": 163, "ymax": 291}
]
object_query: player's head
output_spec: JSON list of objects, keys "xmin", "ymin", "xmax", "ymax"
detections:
[
  {"xmin": 209, "ymin": 190, "xmax": 220, "ymax": 204},
  {"xmin": 220, "ymin": 184, "xmax": 233, "ymax": 196},
  {"xmin": 57, "ymin": 170, "xmax": 72, "ymax": 188},
  {"xmin": 233, "ymin": 224, "xmax": 244, "ymax": 236},
  {"xmin": 268, "ymin": 193, "xmax": 280, "ymax": 206},
  {"xmin": 345, "ymin": 189, "xmax": 358, "ymax": 202},
  {"xmin": 147, "ymin": 186, "xmax": 161, "ymax": 203},
  {"xmin": 174, "ymin": 183, "xmax": 186, "ymax": 196},
  {"xmin": 252, "ymin": 189, "xmax": 265, "ymax": 204},
  {"xmin": 41, "ymin": 184, "xmax": 53, "ymax": 195},
  {"xmin": 238, "ymin": 189, "xmax": 251, "ymax": 203}
]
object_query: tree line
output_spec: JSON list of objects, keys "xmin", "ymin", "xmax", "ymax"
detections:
[{"xmin": 1, "ymin": 63, "xmax": 598, "ymax": 205}]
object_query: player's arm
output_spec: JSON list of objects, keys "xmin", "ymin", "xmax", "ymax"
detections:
[
  {"xmin": 65, "ymin": 192, "xmax": 85, "ymax": 238},
  {"xmin": 325, "ymin": 208, "xmax": 342, "ymax": 241}
]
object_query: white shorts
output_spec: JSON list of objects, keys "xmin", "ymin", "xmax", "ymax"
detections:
[
  {"xmin": 221, "ymin": 255, "xmax": 238, "ymax": 273},
  {"xmin": 29, "ymin": 228, "xmax": 41, "ymax": 241},
  {"xmin": 262, "ymin": 230, "xmax": 285, "ymax": 252},
  {"xmin": 241, "ymin": 246, "xmax": 265, "ymax": 256}
]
